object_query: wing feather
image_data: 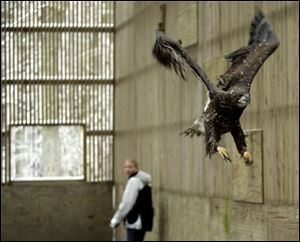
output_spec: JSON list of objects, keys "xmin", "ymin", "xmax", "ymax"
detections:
[
  {"xmin": 217, "ymin": 8, "xmax": 279, "ymax": 92},
  {"xmin": 152, "ymin": 31, "xmax": 217, "ymax": 94}
]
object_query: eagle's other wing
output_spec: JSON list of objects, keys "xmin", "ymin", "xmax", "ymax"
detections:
[
  {"xmin": 152, "ymin": 31, "xmax": 217, "ymax": 94},
  {"xmin": 217, "ymin": 9, "xmax": 279, "ymax": 92}
]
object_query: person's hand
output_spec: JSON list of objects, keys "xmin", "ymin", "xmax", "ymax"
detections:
[{"xmin": 110, "ymin": 217, "xmax": 119, "ymax": 228}]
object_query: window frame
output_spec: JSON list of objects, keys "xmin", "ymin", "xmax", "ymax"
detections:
[{"xmin": 9, "ymin": 123, "xmax": 87, "ymax": 183}]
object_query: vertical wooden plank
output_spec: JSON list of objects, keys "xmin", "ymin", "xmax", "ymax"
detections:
[
  {"xmin": 285, "ymin": 2, "xmax": 299, "ymax": 206},
  {"xmin": 175, "ymin": 2, "xmax": 197, "ymax": 48},
  {"xmin": 273, "ymin": 1, "xmax": 285, "ymax": 205},
  {"xmin": 266, "ymin": 205, "xmax": 299, "ymax": 241},
  {"xmin": 232, "ymin": 129, "xmax": 264, "ymax": 203}
]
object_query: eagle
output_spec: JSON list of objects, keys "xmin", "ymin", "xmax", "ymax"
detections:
[{"xmin": 152, "ymin": 9, "xmax": 279, "ymax": 166}]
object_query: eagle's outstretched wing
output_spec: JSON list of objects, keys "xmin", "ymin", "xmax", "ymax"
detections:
[
  {"xmin": 217, "ymin": 9, "xmax": 279, "ymax": 92},
  {"xmin": 152, "ymin": 31, "xmax": 217, "ymax": 94}
]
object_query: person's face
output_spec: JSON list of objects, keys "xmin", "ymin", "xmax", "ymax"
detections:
[{"xmin": 124, "ymin": 161, "xmax": 138, "ymax": 177}]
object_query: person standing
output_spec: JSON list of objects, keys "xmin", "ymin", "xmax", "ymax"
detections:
[{"xmin": 110, "ymin": 159, "xmax": 154, "ymax": 241}]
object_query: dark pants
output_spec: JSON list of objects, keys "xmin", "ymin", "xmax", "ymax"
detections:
[{"xmin": 126, "ymin": 228, "xmax": 146, "ymax": 241}]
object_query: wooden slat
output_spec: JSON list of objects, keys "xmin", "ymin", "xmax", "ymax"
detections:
[{"xmin": 232, "ymin": 129, "xmax": 264, "ymax": 203}]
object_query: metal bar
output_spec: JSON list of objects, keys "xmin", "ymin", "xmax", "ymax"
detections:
[
  {"xmin": 78, "ymin": 1, "xmax": 82, "ymax": 81},
  {"xmin": 47, "ymin": 2, "xmax": 50, "ymax": 125},
  {"xmin": 23, "ymin": 2, "xmax": 27, "ymax": 125},
  {"xmin": 100, "ymin": 2, "xmax": 104, "ymax": 133},
  {"xmin": 14, "ymin": 4, "xmax": 19, "ymax": 126},
  {"xmin": 45, "ymin": 3, "xmax": 49, "ymax": 124},
  {"xmin": 98, "ymin": 1, "xmax": 105, "ymax": 181},
  {"xmin": 84, "ymin": 17, "xmax": 89, "ymax": 180},
  {"xmin": 103, "ymin": 31, "xmax": 106, "ymax": 132},
  {"xmin": 104, "ymin": 28, "xmax": 107, "ymax": 132},
  {"xmin": 63, "ymin": 1, "xmax": 67, "ymax": 125},
  {"xmin": 111, "ymin": 1, "xmax": 115, "ymax": 181},
  {"xmin": 75, "ymin": 1, "xmax": 81, "ymax": 125},
  {"xmin": 98, "ymin": 137, "xmax": 101, "ymax": 182},
  {"xmin": 105, "ymin": 134, "xmax": 108, "ymax": 181},
  {"xmin": 2, "ymin": 26, "xmax": 115, "ymax": 32},
  {"xmin": 39, "ymin": 5, "xmax": 44, "ymax": 125},
  {"xmin": 103, "ymin": 33, "xmax": 106, "ymax": 132},
  {"xmin": 42, "ymin": 30, "xmax": 46, "ymax": 125},
  {"xmin": 71, "ymin": 4, "xmax": 75, "ymax": 124},
  {"xmin": 72, "ymin": 1, "xmax": 78, "ymax": 124},
  {"xmin": 53, "ymin": 29, "xmax": 58, "ymax": 124},
  {"xmin": 2, "ymin": 1, "xmax": 6, "ymax": 183},
  {"xmin": 96, "ymin": 33, "xmax": 100, "ymax": 133},
  {"xmin": 68, "ymin": 2, "xmax": 72, "ymax": 125},
  {"xmin": 89, "ymin": 135, "xmax": 92, "ymax": 182},
  {"xmin": 91, "ymin": 3, "xmax": 96, "ymax": 182},
  {"xmin": 20, "ymin": 12, "xmax": 25, "ymax": 126},
  {"xmin": 29, "ymin": 4, "xmax": 33, "ymax": 125},
  {"xmin": 83, "ymin": 122, "xmax": 87, "ymax": 182},
  {"xmin": 34, "ymin": 32, "xmax": 38, "ymax": 124},
  {"xmin": 11, "ymin": 6, "xmax": 16, "ymax": 126},
  {"xmin": 93, "ymin": 135, "xmax": 96, "ymax": 182},
  {"xmin": 59, "ymin": 3, "xmax": 63, "ymax": 125},
  {"xmin": 51, "ymin": 1, "xmax": 55, "ymax": 124},
  {"xmin": 7, "ymin": 129, "xmax": 10, "ymax": 183},
  {"xmin": 54, "ymin": 5, "xmax": 59, "ymax": 125},
  {"xmin": 98, "ymin": 131, "xmax": 101, "ymax": 182},
  {"xmin": 27, "ymin": 3, "xmax": 30, "ymax": 125},
  {"xmin": 16, "ymin": 27, "xmax": 23, "ymax": 123},
  {"xmin": 9, "ymin": 123, "xmax": 86, "ymax": 128},
  {"xmin": 34, "ymin": 20, "xmax": 38, "ymax": 123}
]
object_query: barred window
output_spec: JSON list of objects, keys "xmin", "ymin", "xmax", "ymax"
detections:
[{"xmin": 1, "ymin": 1, "xmax": 114, "ymax": 183}]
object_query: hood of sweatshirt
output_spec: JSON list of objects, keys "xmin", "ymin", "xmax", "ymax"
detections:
[{"xmin": 133, "ymin": 170, "xmax": 152, "ymax": 185}]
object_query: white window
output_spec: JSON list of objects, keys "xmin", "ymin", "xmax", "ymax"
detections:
[{"xmin": 10, "ymin": 125, "xmax": 84, "ymax": 181}]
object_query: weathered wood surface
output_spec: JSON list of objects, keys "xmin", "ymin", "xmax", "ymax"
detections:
[{"xmin": 115, "ymin": 1, "xmax": 299, "ymax": 241}]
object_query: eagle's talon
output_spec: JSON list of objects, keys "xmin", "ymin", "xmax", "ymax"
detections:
[
  {"xmin": 217, "ymin": 146, "xmax": 231, "ymax": 162},
  {"xmin": 243, "ymin": 151, "xmax": 253, "ymax": 166}
]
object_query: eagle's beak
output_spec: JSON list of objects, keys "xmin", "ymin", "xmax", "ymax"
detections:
[{"xmin": 238, "ymin": 94, "xmax": 251, "ymax": 107}]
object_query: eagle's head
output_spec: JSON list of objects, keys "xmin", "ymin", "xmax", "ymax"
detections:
[{"xmin": 237, "ymin": 93, "xmax": 251, "ymax": 108}]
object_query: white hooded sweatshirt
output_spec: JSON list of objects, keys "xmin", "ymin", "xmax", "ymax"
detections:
[{"xmin": 110, "ymin": 170, "xmax": 152, "ymax": 230}]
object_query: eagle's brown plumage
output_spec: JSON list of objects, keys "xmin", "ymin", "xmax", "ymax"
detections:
[{"xmin": 152, "ymin": 9, "xmax": 279, "ymax": 165}]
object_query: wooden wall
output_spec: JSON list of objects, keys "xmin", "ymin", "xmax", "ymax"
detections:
[{"xmin": 114, "ymin": 1, "xmax": 299, "ymax": 241}]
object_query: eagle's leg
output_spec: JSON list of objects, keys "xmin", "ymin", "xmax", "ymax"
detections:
[
  {"xmin": 231, "ymin": 123, "xmax": 253, "ymax": 166},
  {"xmin": 206, "ymin": 126, "xmax": 231, "ymax": 162}
]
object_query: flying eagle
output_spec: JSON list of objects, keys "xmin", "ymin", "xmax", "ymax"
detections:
[{"xmin": 152, "ymin": 9, "xmax": 279, "ymax": 166}]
